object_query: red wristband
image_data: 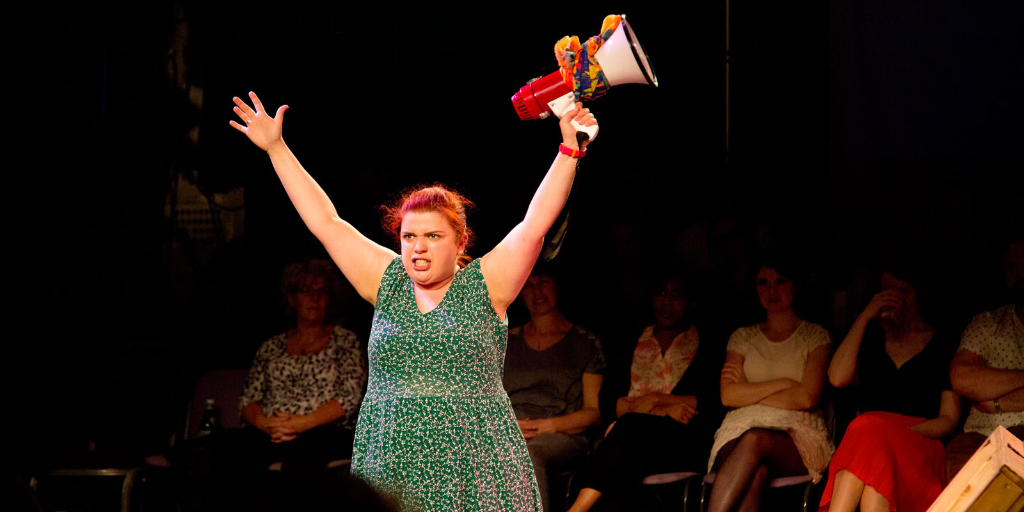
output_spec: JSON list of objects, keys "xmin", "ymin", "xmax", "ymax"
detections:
[{"xmin": 558, "ymin": 143, "xmax": 586, "ymax": 158}]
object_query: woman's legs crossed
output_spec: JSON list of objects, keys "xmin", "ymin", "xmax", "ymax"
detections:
[{"xmin": 707, "ymin": 429, "xmax": 806, "ymax": 512}]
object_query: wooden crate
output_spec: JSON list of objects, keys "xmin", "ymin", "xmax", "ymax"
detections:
[{"xmin": 929, "ymin": 425, "xmax": 1024, "ymax": 512}]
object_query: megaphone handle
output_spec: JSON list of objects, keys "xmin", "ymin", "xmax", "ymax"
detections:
[
  {"xmin": 548, "ymin": 92, "xmax": 599, "ymax": 142},
  {"xmin": 571, "ymin": 119, "xmax": 598, "ymax": 142}
]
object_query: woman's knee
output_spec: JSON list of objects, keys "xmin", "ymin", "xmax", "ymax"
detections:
[
  {"xmin": 736, "ymin": 428, "xmax": 782, "ymax": 453},
  {"xmin": 751, "ymin": 464, "xmax": 770, "ymax": 486}
]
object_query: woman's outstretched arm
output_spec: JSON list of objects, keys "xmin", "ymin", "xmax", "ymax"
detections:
[
  {"xmin": 480, "ymin": 103, "xmax": 596, "ymax": 318},
  {"xmin": 231, "ymin": 92, "xmax": 395, "ymax": 305}
]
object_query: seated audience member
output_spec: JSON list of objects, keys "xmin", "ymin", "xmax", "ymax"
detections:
[
  {"xmin": 503, "ymin": 265, "xmax": 605, "ymax": 512},
  {"xmin": 237, "ymin": 258, "xmax": 367, "ymax": 465},
  {"xmin": 819, "ymin": 258, "xmax": 960, "ymax": 512},
  {"xmin": 173, "ymin": 259, "xmax": 367, "ymax": 511},
  {"xmin": 707, "ymin": 255, "xmax": 833, "ymax": 512},
  {"xmin": 567, "ymin": 273, "xmax": 726, "ymax": 512},
  {"xmin": 946, "ymin": 237, "xmax": 1024, "ymax": 481}
]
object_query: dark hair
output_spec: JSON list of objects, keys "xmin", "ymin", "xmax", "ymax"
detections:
[
  {"xmin": 998, "ymin": 226, "xmax": 1024, "ymax": 257},
  {"xmin": 755, "ymin": 250, "xmax": 804, "ymax": 284},
  {"xmin": 752, "ymin": 250, "xmax": 809, "ymax": 319},
  {"xmin": 649, "ymin": 269, "xmax": 697, "ymax": 305},
  {"xmin": 381, "ymin": 184, "xmax": 475, "ymax": 268},
  {"xmin": 528, "ymin": 259, "xmax": 559, "ymax": 282},
  {"xmin": 877, "ymin": 248, "xmax": 937, "ymax": 325},
  {"xmin": 279, "ymin": 258, "xmax": 344, "ymax": 317}
]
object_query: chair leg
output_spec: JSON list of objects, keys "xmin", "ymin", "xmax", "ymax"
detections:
[
  {"xmin": 699, "ymin": 481, "xmax": 710, "ymax": 512},
  {"xmin": 682, "ymin": 476, "xmax": 698, "ymax": 512},
  {"xmin": 563, "ymin": 471, "xmax": 576, "ymax": 512},
  {"xmin": 121, "ymin": 467, "xmax": 141, "ymax": 512}
]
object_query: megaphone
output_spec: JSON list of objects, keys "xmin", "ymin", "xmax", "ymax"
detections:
[{"xmin": 511, "ymin": 14, "xmax": 658, "ymax": 141}]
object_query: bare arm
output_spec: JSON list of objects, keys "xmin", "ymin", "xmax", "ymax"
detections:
[
  {"xmin": 949, "ymin": 349, "xmax": 1024, "ymax": 401},
  {"xmin": 830, "ymin": 290, "xmax": 903, "ymax": 388},
  {"xmin": 615, "ymin": 396, "xmax": 637, "ymax": 417},
  {"xmin": 290, "ymin": 401, "xmax": 345, "ymax": 432},
  {"xmin": 974, "ymin": 387, "xmax": 1024, "ymax": 414},
  {"xmin": 614, "ymin": 392, "xmax": 682, "ymax": 417},
  {"xmin": 480, "ymin": 103, "xmax": 596, "ymax": 318},
  {"xmin": 1002, "ymin": 388, "xmax": 1024, "ymax": 412},
  {"xmin": 519, "ymin": 373, "xmax": 603, "ymax": 437},
  {"xmin": 720, "ymin": 351, "xmax": 801, "ymax": 408},
  {"xmin": 758, "ymin": 344, "xmax": 831, "ymax": 410},
  {"xmin": 554, "ymin": 373, "xmax": 604, "ymax": 433},
  {"xmin": 241, "ymin": 402, "xmax": 271, "ymax": 433},
  {"xmin": 909, "ymin": 391, "xmax": 962, "ymax": 439},
  {"xmin": 231, "ymin": 92, "xmax": 395, "ymax": 304},
  {"xmin": 610, "ymin": 391, "xmax": 700, "ymax": 423},
  {"xmin": 649, "ymin": 395, "xmax": 699, "ymax": 425}
]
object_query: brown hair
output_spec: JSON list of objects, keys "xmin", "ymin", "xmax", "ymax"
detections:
[
  {"xmin": 279, "ymin": 258, "xmax": 344, "ymax": 317},
  {"xmin": 381, "ymin": 185, "xmax": 475, "ymax": 268}
]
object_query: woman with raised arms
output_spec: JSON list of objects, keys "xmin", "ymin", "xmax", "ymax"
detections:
[{"xmin": 230, "ymin": 92, "xmax": 596, "ymax": 512}]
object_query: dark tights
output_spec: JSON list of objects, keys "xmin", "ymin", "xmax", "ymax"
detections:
[{"xmin": 707, "ymin": 428, "xmax": 806, "ymax": 512}]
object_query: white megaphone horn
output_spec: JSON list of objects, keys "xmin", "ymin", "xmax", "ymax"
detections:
[
  {"xmin": 511, "ymin": 14, "xmax": 658, "ymax": 141},
  {"xmin": 594, "ymin": 15, "xmax": 658, "ymax": 88}
]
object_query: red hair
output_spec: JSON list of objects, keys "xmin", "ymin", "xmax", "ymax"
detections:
[{"xmin": 382, "ymin": 185, "xmax": 475, "ymax": 268}]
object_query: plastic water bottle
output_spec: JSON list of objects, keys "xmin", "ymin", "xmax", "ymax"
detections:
[{"xmin": 198, "ymin": 398, "xmax": 221, "ymax": 436}]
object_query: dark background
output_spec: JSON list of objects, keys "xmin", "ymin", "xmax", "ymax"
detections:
[{"xmin": 11, "ymin": 0, "xmax": 1021, "ymax": 483}]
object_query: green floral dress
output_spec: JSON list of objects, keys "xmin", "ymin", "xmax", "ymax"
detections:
[{"xmin": 351, "ymin": 257, "xmax": 542, "ymax": 511}]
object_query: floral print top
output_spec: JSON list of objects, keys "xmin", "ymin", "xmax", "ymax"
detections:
[
  {"xmin": 240, "ymin": 325, "xmax": 366, "ymax": 429},
  {"xmin": 628, "ymin": 325, "xmax": 700, "ymax": 397}
]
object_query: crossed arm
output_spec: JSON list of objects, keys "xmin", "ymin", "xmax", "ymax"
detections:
[
  {"xmin": 720, "ymin": 345, "xmax": 830, "ymax": 411},
  {"xmin": 950, "ymin": 349, "xmax": 1024, "ymax": 413},
  {"xmin": 615, "ymin": 393, "xmax": 700, "ymax": 425}
]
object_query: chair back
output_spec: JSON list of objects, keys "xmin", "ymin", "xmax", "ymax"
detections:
[
  {"xmin": 88, "ymin": 340, "xmax": 186, "ymax": 456},
  {"xmin": 185, "ymin": 368, "xmax": 250, "ymax": 440}
]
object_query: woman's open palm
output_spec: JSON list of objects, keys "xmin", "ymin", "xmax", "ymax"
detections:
[{"xmin": 229, "ymin": 91, "xmax": 288, "ymax": 152}]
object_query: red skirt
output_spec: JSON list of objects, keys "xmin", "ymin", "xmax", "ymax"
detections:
[{"xmin": 819, "ymin": 411, "xmax": 945, "ymax": 512}]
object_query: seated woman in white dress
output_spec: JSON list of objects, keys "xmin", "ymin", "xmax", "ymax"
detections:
[{"xmin": 707, "ymin": 255, "xmax": 834, "ymax": 512}]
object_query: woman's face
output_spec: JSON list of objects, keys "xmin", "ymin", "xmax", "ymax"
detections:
[
  {"xmin": 521, "ymin": 274, "xmax": 559, "ymax": 318},
  {"xmin": 880, "ymin": 271, "xmax": 919, "ymax": 321},
  {"xmin": 400, "ymin": 210, "xmax": 466, "ymax": 287},
  {"xmin": 653, "ymin": 278, "xmax": 688, "ymax": 330},
  {"xmin": 290, "ymin": 277, "xmax": 328, "ymax": 323},
  {"xmin": 756, "ymin": 266, "xmax": 795, "ymax": 313}
]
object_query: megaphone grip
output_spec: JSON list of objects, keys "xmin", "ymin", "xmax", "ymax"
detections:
[{"xmin": 572, "ymin": 119, "xmax": 599, "ymax": 142}]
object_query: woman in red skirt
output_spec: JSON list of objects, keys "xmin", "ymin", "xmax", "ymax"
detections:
[{"xmin": 819, "ymin": 260, "xmax": 961, "ymax": 512}]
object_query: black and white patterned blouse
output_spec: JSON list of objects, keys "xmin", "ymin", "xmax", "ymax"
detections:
[{"xmin": 240, "ymin": 325, "xmax": 367, "ymax": 430}]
